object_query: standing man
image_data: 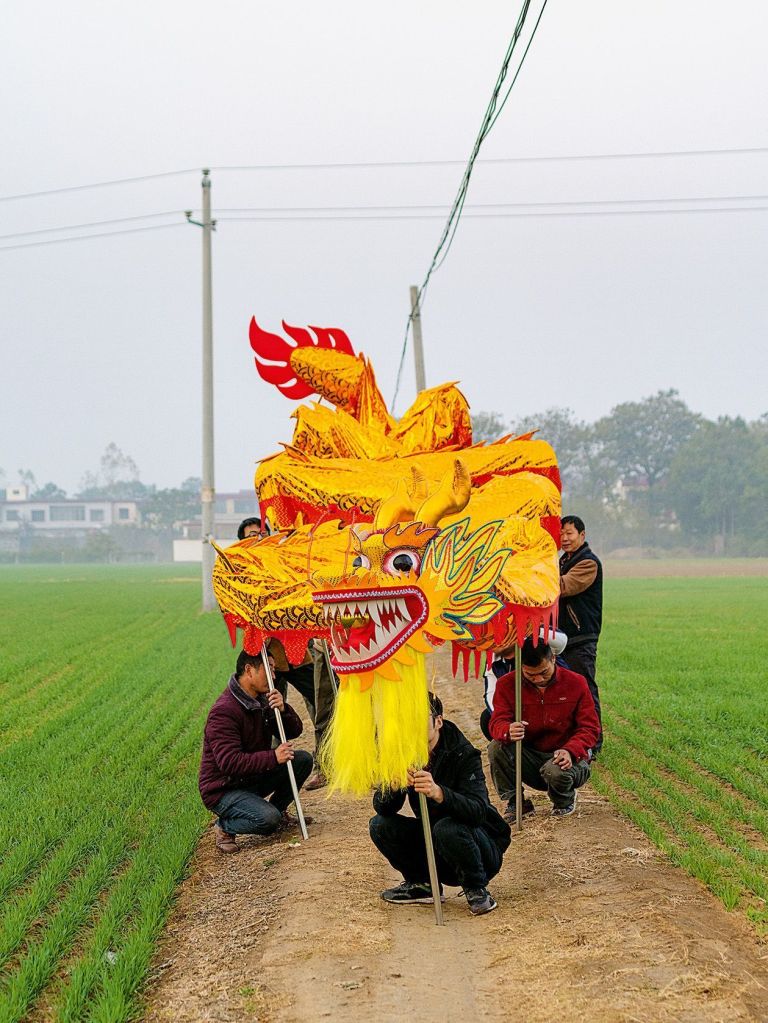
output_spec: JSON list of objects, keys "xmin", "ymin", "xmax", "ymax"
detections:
[
  {"xmin": 559, "ymin": 514, "xmax": 603, "ymax": 753},
  {"xmin": 488, "ymin": 638, "xmax": 600, "ymax": 818},
  {"xmin": 369, "ymin": 693, "xmax": 511, "ymax": 916},
  {"xmin": 199, "ymin": 649, "xmax": 313, "ymax": 853}
]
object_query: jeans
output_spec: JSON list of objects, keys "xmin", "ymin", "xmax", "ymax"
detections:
[
  {"xmin": 369, "ymin": 813, "xmax": 503, "ymax": 890},
  {"xmin": 563, "ymin": 640, "xmax": 602, "ymax": 751},
  {"xmin": 487, "ymin": 741, "xmax": 590, "ymax": 810},
  {"xmin": 212, "ymin": 750, "xmax": 313, "ymax": 835}
]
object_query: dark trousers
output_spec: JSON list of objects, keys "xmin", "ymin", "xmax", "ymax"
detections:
[
  {"xmin": 369, "ymin": 813, "xmax": 503, "ymax": 890},
  {"xmin": 212, "ymin": 750, "xmax": 313, "ymax": 835},
  {"xmin": 277, "ymin": 641, "xmax": 337, "ymax": 755},
  {"xmin": 488, "ymin": 741, "xmax": 590, "ymax": 810},
  {"xmin": 564, "ymin": 640, "xmax": 602, "ymax": 752}
]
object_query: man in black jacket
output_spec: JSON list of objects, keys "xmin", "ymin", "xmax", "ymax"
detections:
[
  {"xmin": 559, "ymin": 514, "xmax": 604, "ymax": 752},
  {"xmin": 369, "ymin": 693, "xmax": 511, "ymax": 916}
]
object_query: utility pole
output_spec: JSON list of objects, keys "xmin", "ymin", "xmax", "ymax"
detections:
[
  {"xmin": 186, "ymin": 170, "xmax": 216, "ymax": 612},
  {"xmin": 409, "ymin": 285, "xmax": 427, "ymax": 393}
]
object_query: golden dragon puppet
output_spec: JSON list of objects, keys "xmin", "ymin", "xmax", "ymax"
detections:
[{"xmin": 212, "ymin": 319, "xmax": 561, "ymax": 794}]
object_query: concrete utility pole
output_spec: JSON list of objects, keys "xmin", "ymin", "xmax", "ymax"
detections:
[
  {"xmin": 198, "ymin": 171, "xmax": 216, "ymax": 609},
  {"xmin": 409, "ymin": 285, "xmax": 427, "ymax": 393}
]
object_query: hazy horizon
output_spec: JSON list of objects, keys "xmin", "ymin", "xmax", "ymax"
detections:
[{"xmin": 3, "ymin": 1, "xmax": 767, "ymax": 495}]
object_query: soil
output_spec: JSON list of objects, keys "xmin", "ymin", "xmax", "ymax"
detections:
[{"xmin": 144, "ymin": 651, "xmax": 768, "ymax": 1023}]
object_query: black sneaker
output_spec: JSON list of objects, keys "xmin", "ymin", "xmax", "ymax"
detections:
[
  {"xmin": 503, "ymin": 797, "xmax": 535, "ymax": 822},
  {"xmin": 550, "ymin": 792, "xmax": 577, "ymax": 817},
  {"xmin": 465, "ymin": 887, "xmax": 498, "ymax": 916},
  {"xmin": 380, "ymin": 881, "xmax": 444, "ymax": 905}
]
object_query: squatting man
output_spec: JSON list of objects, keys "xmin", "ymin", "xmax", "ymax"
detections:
[
  {"xmin": 198, "ymin": 648, "xmax": 313, "ymax": 853},
  {"xmin": 488, "ymin": 637, "xmax": 600, "ymax": 819},
  {"xmin": 369, "ymin": 692, "xmax": 511, "ymax": 916}
]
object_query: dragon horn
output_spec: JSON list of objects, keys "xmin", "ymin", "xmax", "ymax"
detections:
[
  {"xmin": 415, "ymin": 459, "xmax": 472, "ymax": 526},
  {"xmin": 373, "ymin": 477, "xmax": 418, "ymax": 529},
  {"xmin": 407, "ymin": 464, "xmax": 429, "ymax": 504}
]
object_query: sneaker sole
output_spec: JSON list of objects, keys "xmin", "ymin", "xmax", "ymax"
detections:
[{"xmin": 469, "ymin": 900, "xmax": 498, "ymax": 916}]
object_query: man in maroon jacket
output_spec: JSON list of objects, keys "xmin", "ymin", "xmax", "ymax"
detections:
[
  {"xmin": 199, "ymin": 649, "xmax": 313, "ymax": 853},
  {"xmin": 487, "ymin": 637, "xmax": 600, "ymax": 819}
]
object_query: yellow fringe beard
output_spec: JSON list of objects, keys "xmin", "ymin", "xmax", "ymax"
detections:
[{"xmin": 319, "ymin": 650, "xmax": 430, "ymax": 796}]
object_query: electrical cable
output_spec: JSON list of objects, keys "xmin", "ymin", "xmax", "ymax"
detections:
[
  {"xmin": 5, "ymin": 194, "xmax": 767, "ymax": 243},
  {"xmin": 0, "ymin": 210, "xmax": 186, "ymax": 242},
  {"xmin": 210, "ymin": 146, "xmax": 768, "ymax": 172},
  {"xmin": 217, "ymin": 205, "xmax": 768, "ymax": 222},
  {"xmin": 3, "ymin": 197, "xmax": 766, "ymax": 252},
  {"xmin": 391, "ymin": 0, "xmax": 547, "ymax": 410},
  {"xmin": 0, "ymin": 221, "xmax": 186, "ymax": 253},
  {"xmin": 0, "ymin": 169, "xmax": 198, "ymax": 203},
  {"xmin": 3, "ymin": 144, "xmax": 768, "ymax": 204}
]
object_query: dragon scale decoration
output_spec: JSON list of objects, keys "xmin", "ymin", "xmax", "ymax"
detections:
[{"xmin": 212, "ymin": 318, "xmax": 561, "ymax": 794}]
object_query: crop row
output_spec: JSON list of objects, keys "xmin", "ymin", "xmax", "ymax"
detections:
[
  {"xmin": 597, "ymin": 577, "xmax": 768, "ymax": 936},
  {"xmin": 0, "ymin": 566, "xmax": 233, "ymax": 1022}
]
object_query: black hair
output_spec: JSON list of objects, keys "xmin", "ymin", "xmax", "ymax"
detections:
[
  {"xmin": 237, "ymin": 516, "xmax": 262, "ymax": 541},
  {"xmin": 428, "ymin": 691, "xmax": 443, "ymax": 719},
  {"xmin": 521, "ymin": 637, "xmax": 554, "ymax": 667},
  {"xmin": 235, "ymin": 649, "xmax": 265, "ymax": 678},
  {"xmin": 561, "ymin": 514, "xmax": 585, "ymax": 534}
]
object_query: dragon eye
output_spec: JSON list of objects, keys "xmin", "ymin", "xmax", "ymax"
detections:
[
  {"xmin": 383, "ymin": 549, "xmax": 421, "ymax": 575},
  {"xmin": 352, "ymin": 553, "xmax": 371, "ymax": 569}
]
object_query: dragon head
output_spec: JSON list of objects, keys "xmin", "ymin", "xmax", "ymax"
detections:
[{"xmin": 312, "ymin": 460, "xmax": 512, "ymax": 687}]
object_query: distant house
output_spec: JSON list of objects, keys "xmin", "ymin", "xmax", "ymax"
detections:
[
  {"xmin": 0, "ymin": 485, "xmax": 140, "ymax": 551},
  {"xmin": 174, "ymin": 491, "xmax": 261, "ymax": 562}
]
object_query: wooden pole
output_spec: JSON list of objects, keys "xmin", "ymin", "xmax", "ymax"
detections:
[
  {"xmin": 409, "ymin": 286, "xmax": 427, "ymax": 393},
  {"xmin": 418, "ymin": 792, "xmax": 445, "ymax": 926},
  {"xmin": 321, "ymin": 640, "xmax": 339, "ymax": 697},
  {"xmin": 514, "ymin": 644, "xmax": 523, "ymax": 834},
  {"xmin": 261, "ymin": 642, "xmax": 309, "ymax": 841}
]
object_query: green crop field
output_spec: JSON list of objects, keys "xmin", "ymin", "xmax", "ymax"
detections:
[
  {"xmin": 596, "ymin": 576, "xmax": 768, "ymax": 936},
  {"xmin": 0, "ymin": 566, "xmax": 766, "ymax": 1021},
  {"xmin": 0, "ymin": 565, "xmax": 231, "ymax": 1023}
]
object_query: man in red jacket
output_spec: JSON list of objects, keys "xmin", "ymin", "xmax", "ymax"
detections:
[
  {"xmin": 487, "ymin": 637, "xmax": 600, "ymax": 819},
  {"xmin": 199, "ymin": 649, "xmax": 313, "ymax": 853}
]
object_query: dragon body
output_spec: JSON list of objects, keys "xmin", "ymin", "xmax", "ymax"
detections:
[{"xmin": 212, "ymin": 319, "xmax": 561, "ymax": 792}]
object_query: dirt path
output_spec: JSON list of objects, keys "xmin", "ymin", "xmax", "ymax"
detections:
[{"xmin": 145, "ymin": 655, "xmax": 768, "ymax": 1023}]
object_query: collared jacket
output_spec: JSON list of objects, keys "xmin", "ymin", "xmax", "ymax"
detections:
[
  {"xmin": 198, "ymin": 675, "xmax": 303, "ymax": 810},
  {"xmin": 489, "ymin": 665, "xmax": 600, "ymax": 763},
  {"xmin": 373, "ymin": 719, "xmax": 511, "ymax": 854},
  {"xmin": 559, "ymin": 541, "xmax": 603, "ymax": 648}
]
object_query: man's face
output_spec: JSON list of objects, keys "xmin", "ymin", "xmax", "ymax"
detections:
[
  {"xmin": 244, "ymin": 656, "xmax": 275, "ymax": 694},
  {"xmin": 521, "ymin": 654, "xmax": 555, "ymax": 689},
  {"xmin": 243, "ymin": 523, "xmax": 261, "ymax": 538},
  {"xmin": 561, "ymin": 522, "xmax": 585, "ymax": 553}
]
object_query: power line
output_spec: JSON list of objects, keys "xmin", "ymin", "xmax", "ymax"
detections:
[
  {"xmin": 211, "ymin": 145, "xmax": 768, "ymax": 171},
  {"xmin": 217, "ymin": 192, "xmax": 768, "ymax": 213},
  {"xmin": 218, "ymin": 204, "xmax": 768, "ymax": 222},
  {"xmin": 3, "ymin": 197, "xmax": 766, "ymax": 252},
  {"xmin": 3, "ymin": 144, "xmax": 768, "ymax": 204},
  {"xmin": 0, "ymin": 221, "xmax": 186, "ymax": 253},
  {"xmin": 0, "ymin": 210, "xmax": 185, "ymax": 242},
  {"xmin": 392, "ymin": 0, "xmax": 548, "ymax": 410},
  {"xmin": 0, "ymin": 169, "xmax": 198, "ymax": 204},
  {"xmin": 8, "ymin": 192, "xmax": 764, "ymax": 243}
]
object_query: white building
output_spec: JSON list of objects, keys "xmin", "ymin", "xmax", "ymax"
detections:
[
  {"xmin": 0, "ymin": 484, "xmax": 140, "ymax": 548},
  {"xmin": 173, "ymin": 490, "xmax": 261, "ymax": 562}
]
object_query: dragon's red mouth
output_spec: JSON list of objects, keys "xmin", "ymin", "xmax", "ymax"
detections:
[{"xmin": 312, "ymin": 586, "xmax": 428, "ymax": 672}]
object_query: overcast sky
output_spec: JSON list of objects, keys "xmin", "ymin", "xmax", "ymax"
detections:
[{"xmin": 3, "ymin": 1, "xmax": 767, "ymax": 495}]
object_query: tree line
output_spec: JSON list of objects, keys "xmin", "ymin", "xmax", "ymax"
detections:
[
  {"xmin": 473, "ymin": 390, "xmax": 768, "ymax": 556},
  {"xmin": 3, "ymin": 443, "xmax": 202, "ymax": 531}
]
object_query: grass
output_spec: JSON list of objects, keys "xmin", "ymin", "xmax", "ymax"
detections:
[
  {"xmin": 1, "ymin": 565, "xmax": 766, "ymax": 1020},
  {"xmin": 596, "ymin": 576, "xmax": 768, "ymax": 937},
  {"xmin": 0, "ymin": 565, "xmax": 231, "ymax": 1023}
]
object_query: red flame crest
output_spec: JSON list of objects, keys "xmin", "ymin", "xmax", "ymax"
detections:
[{"xmin": 249, "ymin": 318, "xmax": 355, "ymax": 399}]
